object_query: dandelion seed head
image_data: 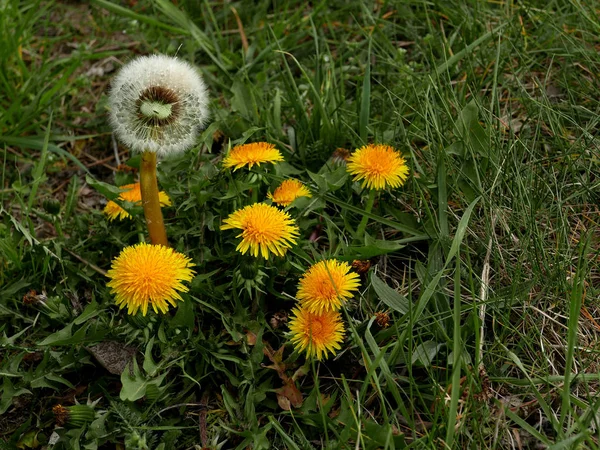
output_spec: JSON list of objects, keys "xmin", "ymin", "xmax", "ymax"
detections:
[{"xmin": 109, "ymin": 55, "xmax": 209, "ymax": 157}]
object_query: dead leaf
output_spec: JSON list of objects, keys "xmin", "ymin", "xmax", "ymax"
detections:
[
  {"xmin": 246, "ymin": 330, "xmax": 257, "ymax": 346},
  {"xmin": 263, "ymin": 343, "xmax": 305, "ymax": 410},
  {"xmin": 276, "ymin": 393, "xmax": 291, "ymax": 411},
  {"xmin": 275, "ymin": 379, "xmax": 303, "ymax": 410}
]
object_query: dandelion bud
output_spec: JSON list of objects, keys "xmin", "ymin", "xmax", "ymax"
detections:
[
  {"xmin": 239, "ymin": 257, "xmax": 259, "ymax": 280},
  {"xmin": 42, "ymin": 198, "xmax": 61, "ymax": 215},
  {"xmin": 53, "ymin": 404, "xmax": 96, "ymax": 427},
  {"xmin": 108, "ymin": 54, "xmax": 209, "ymax": 157}
]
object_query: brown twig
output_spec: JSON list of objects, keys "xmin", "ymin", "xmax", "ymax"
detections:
[
  {"xmin": 230, "ymin": 7, "xmax": 249, "ymax": 53},
  {"xmin": 64, "ymin": 248, "xmax": 107, "ymax": 276},
  {"xmin": 199, "ymin": 392, "xmax": 209, "ymax": 447}
]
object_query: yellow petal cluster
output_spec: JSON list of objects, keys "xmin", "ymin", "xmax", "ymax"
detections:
[
  {"xmin": 104, "ymin": 183, "xmax": 171, "ymax": 221},
  {"xmin": 221, "ymin": 203, "xmax": 299, "ymax": 258},
  {"xmin": 222, "ymin": 142, "xmax": 284, "ymax": 170},
  {"xmin": 296, "ymin": 260, "xmax": 360, "ymax": 314},
  {"xmin": 106, "ymin": 243, "xmax": 195, "ymax": 316},
  {"xmin": 347, "ymin": 144, "xmax": 409, "ymax": 190},
  {"xmin": 288, "ymin": 307, "xmax": 345, "ymax": 361},
  {"xmin": 268, "ymin": 179, "xmax": 312, "ymax": 207}
]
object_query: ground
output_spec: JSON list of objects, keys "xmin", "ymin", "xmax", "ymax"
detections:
[{"xmin": 1, "ymin": 1, "xmax": 600, "ymax": 449}]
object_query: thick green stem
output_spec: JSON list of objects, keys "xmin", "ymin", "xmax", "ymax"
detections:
[
  {"xmin": 140, "ymin": 151, "xmax": 168, "ymax": 247},
  {"xmin": 354, "ymin": 189, "xmax": 376, "ymax": 242}
]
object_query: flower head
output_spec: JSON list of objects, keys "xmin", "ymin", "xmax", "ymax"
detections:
[
  {"xmin": 268, "ymin": 179, "xmax": 312, "ymax": 207},
  {"xmin": 297, "ymin": 260, "xmax": 360, "ymax": 314},
  {"xmin": 347, "ymin": 144, "xmax": 409, "ymax": 190},
  {"xmin": 104, "ymin": 183, "xmax": 171, "ymax": 221},
  {"xmin": 331, "ymin": 147, "xmax": 351, "ymax": 165},
  {"xmin": 109, "ymin": 54, "xmax": 209, "ymax": 157},
  {"xmin": 288, "ymin": 307, "xmax": 345, "ymax": 360},
  {"xmin": 222, "ymin": 142, "xmax": 284, "ymax": 170},
  {"xmin": 107, "ymin": 243, "xmax": 195, "ymax": 316},
  {"xmin": 221, "ymin": 203, "xmax": 299, "ymax": 258}
]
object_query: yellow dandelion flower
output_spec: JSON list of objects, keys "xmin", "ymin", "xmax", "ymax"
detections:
[
  {"xmin": 103, "ymin": 183, "xmax": 171, "ymax": 221},
  {"xmin": 106, "ymin": 243, "xmax": 195, "ymax": 316},
  {"xmin": 346, "ymin": 144, "xmax": 409, "ymax": 190},
  {"xmin": 222, "ymin": 142, "xmax": 284, "ymax": 170},
  {"xmin": 221, "ymin": 203, "xmax": 299, "ymax": 258},
  {"xmin": 268, "ymin": 179, "xmax": 312, "ymax": 207},
  {"xmin": 297, "ymin": 260, "xmax": 360, "ymax": 314},
  {"xmin": 288, "ymin": 307, "xmax": 345, "ymax": 360}
]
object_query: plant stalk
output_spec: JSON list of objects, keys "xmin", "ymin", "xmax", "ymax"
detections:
[
  {"xmin": 140, "ymin": 151, "xmax": 168, "ymax": 246},
  {"xmin": 354, "ymin": 189, "xmax": 376, "ymax": 242}
]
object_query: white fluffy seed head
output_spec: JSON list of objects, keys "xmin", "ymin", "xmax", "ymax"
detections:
[{"xmin": 108, "ymin": 54, "xmax": 209, "ymax": 158}]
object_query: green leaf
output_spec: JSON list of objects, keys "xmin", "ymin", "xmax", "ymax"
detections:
[
  {"xmin": 143, "ymin": 337, "xmax": 158, "ymax": 376},
  {"xmin": 0, "ymin": 277, "xmax": 30, "ymax": 300},
  {"xmin": 0, "ymin": 135, "xmax": 89, "ymax": 174},
  {"xmin": 38, "ymin": 321, "xmax": 105, "ymax": 346},
  {"xmin": 306, "ymin": 170, "xmax": 328, "ymax": 192},
  {"xmin": 324, "ymin": 195, "xmax": 427, "ymax": 238},
  {"xmin": 454, "ymin": 100, "xmax": 491, "ymax": 160},
  {"xmin": 348, "ymin": 234, "xmax": 406, "ymax": 259},
  {"xmin": 38, "ymin": 323, "xmax": 73, "ymax": 346},
  {"xmin": 27, "ymin": 113, "xmax": 52, "ymax": 212},
  {"xmin": 231, "ymin": 126, "xmax": 264, "ymax": 146},
  {"xmin": 85, "ymin": 175, "xmax": 124, "ymax": 201},
  {"xmin": 41, "ymin": 373, "xmax": 75, "ymax": 389},
  {"xmin": 16, "ymin": 430, "xmax": 41, "ymax": 448},
  {"xmin": 6, "ymin": 209, "xmax": 37, "ymax": 246},
  {"xmin": 86, "ymin": 412, "xmax": 109, "ymax": 439},
  {"xmin": 435, "ymin": 23, "xmax": 507, "ymax": 75},
  {"xmin": 120, "ymin": 359, "xmax": 148, "ymax": 402},
  {"xmin": 90, "ymin": 0, "xmax": 189, "ymax": 35},
  {"xmin": 0, "ymin": 325, "xmax": 32, "ymax": 346},
  {"xmin": 120, "ymin": 359, "xmax": 167, "ymax": 402},
  {"xmin": 74, "ymin": 300, "xmax": 100, "ymax": 325},
  {"xmin": 446, "ymin": 196, "xmax": 480, "ymax": 262},
  {"xmin": 411, "ymin": 341, "xmax": 444, "ymax": 366},
  {"xmin": 371, "ymin": 272, "xmax": 409, "ymax": 314},
  {"xmin": 359, "ymin": 41, "xmax": 371, "ymax": 143},
  {"xmin": 0, "ymin": 378, "xmax": 31, "ymax": 414},
  {"xmin": 170, "ymin": 296, "xmax": 195, "ymax": 330},
  {"xmin": 230, "ymin": 78, "xmax": 258, "ymax": 121},
  {"xmin": 323, "ymin": 165, "xmax": 348, "ymax": 191}
]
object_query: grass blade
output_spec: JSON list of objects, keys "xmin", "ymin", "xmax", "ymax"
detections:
[
  {"xmin": 359, "ymin": 39, "xmax": 371, "ymax": 144},
  {"xmin": 26, "ymin": 113, "xmax": 52, "ymax": 212}
]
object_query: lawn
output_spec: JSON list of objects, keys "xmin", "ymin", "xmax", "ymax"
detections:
[{"xmin": 1, "ymin": 0, "xmax": 599, "ymax": 449}]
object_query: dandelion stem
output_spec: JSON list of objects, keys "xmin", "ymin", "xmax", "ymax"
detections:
[
  {"xmin": 354, "ymin": 189, "xmax": 376, "ymax": 242},
  {"xmin": 140, "ymin": 151, "xmax": 169, "ymax": 246}
]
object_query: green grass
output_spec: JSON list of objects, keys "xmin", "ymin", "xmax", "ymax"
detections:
[{"xmin": 1, "ymin": 0, "xmax": 600, "ymax": 448}]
